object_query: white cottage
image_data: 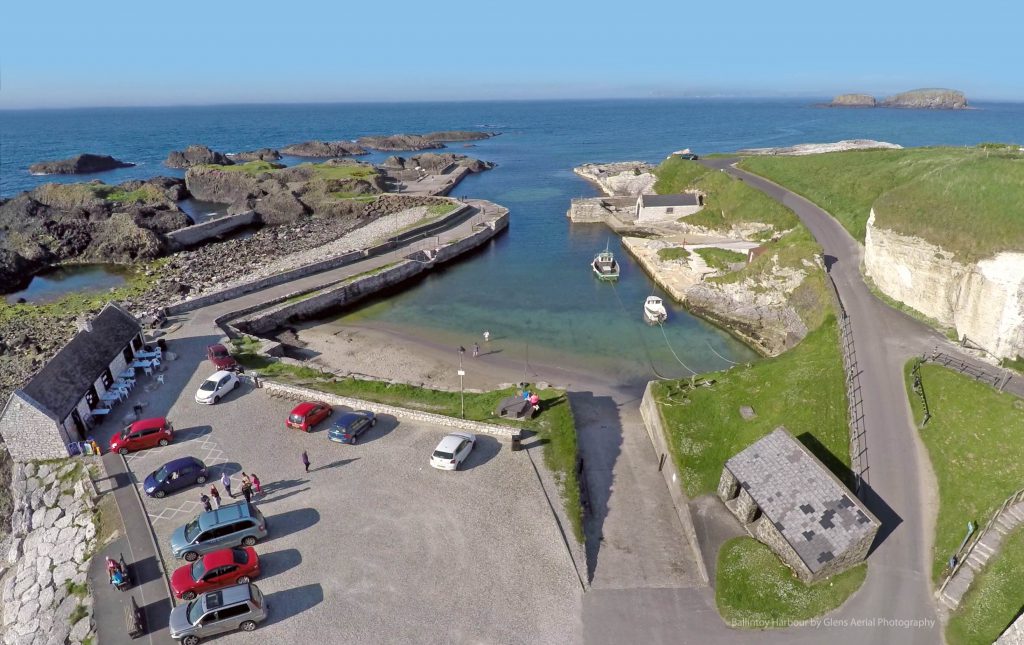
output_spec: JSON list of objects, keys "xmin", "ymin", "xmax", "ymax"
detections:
[
  {"xmin": 0, "ymin": 302, "xmax": 144, "ymax": 461},
  {"xmin": 635, "ymin": 192, "xmax": 704, "ymax": 223}
]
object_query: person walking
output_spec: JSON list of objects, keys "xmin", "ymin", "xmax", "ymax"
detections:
[
  {"xmin": 209, "ymin": 485, "xmax": 221, "ymax": 509},
  {"xmin": 200, "ymin": 493, "xmax": 212, "ymax": 513},
  {"xmin": 220, "ymin": 471, "xmax": 233, "ymax": 498},
  {"xmin": 241, "ymin": 479, "xmax": 253, "ymax": 504},
  {"xmin": 472, "ymin": 342, "xmax": 480, "ymax": 358},
  {"xmin": 240, "ymin": 472, "xmax": 251, "ymax": 489},
  {"xmin": 251, "ymin": 474, "xmax": 262, "ymax": 497},
  {"xmin": 483, "ymin": 330, "xmax": 490, "ymax": 343},
  {"xmin": 302, "ymin": 450, "xmax": 311, "ymax": 473}
]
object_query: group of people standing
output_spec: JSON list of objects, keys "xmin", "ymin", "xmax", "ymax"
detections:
[{"xmin": 200, "ymin": 471, "xmax": 262, "ymax": 511}]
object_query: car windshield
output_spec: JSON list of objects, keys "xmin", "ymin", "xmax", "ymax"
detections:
[
  {"xmin": 186, "ymin": 598, "xmax": 205, "ymax": 625},
  {"xmin": 231, "ymin": 548, "xmax": 249, "ymax": 564},
  {"xmin": 184, "ymin": 519, "xmax": 201, "ymax": 542},
  {"xmin": 433, "ymin": 450, "xmax": 454, "ymax": 460},
  {"xmin": 191, "ymin": 559, "xmax": 207, "ymax": 581},
  {"xmin": 211, "ymin": 348, "xmax": 227, "ymax": 358},
  {"xmin": 153, "ymin": 466, "xmax": 169, "ymax": 482},
  {"xmin": 200, "ymin": 380, "xmax": 217, "ymax": 391},
  {"xmin": 289, "ymin": 413, "xmax": 304, "ymax": 423}
]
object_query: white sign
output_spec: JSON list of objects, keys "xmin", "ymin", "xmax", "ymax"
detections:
[{"xmin": 457, "ymin": 370, "xmax": 465, "ymax": 376}]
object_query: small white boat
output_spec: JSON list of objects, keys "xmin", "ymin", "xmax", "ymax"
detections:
[
  {"xmin": 644, "ymin": 296, "xmax": 668, "ymax": 324},
  {"xmin": 592, "ymin": 249, "xmax": 620, "ymax": 281}
]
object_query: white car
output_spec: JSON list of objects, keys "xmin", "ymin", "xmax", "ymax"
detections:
[
  {"xmin": 430, "ymin": 432, "xmax": 476, "ymax": 471},
  {"xmin": 195, "ymin": 370, "xmax": 240, "ymax": 405}
]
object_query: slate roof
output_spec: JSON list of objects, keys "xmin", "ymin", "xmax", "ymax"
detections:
[
  {"xmin": 639, "ymin": 193, "xmax": 701, "ymax": 208},
  {"xmin": 725, "ymin": 427, "xmax": 879, "ymax": 573},
  {"xmin": 21, "ymin": 303, "xmax": 141, "ymax": 421}
]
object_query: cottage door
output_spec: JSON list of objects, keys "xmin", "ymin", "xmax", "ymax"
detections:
[{"xmin": 69, "ymin": 410, "xmax": 86, "ymax": 440}]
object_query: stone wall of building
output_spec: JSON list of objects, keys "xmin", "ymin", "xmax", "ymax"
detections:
[
  {"xmin": 717, "ymin": 469, "xmax": 740, "ymax": 501},
  {"xmin": 752, "ymin": 515, "xmax": 815, "ymax": 582},
  {"xmin": 1, "ymin": 459, "xmax": 98, "ymax": 645},
  {"xmin": 0, "ymin": 394, "xmax": 67, "ymax": 462}
]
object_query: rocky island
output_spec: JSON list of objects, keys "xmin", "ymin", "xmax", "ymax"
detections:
[
  {"xmin": 165, "ymin": 144, "xmax": 234, "ymax": 168},
  {"xmin": 357, "ymin": 131, "xmax": 498, "ymax": 151},
  {"xmin": 28, "ymin": 153, "xmax": 134, "ymax": 175},
  {"xmin": 827, "ymin": 88, "xmax": 968, "ymax": 110},
  {"xmin": 279, "ymin": 140, "xmax": 368, "ymax": 157}
]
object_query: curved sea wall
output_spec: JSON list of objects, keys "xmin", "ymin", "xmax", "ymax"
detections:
[{"xmin": 864, "ymin": 209, "xmax": 1024, "ymax": 358}]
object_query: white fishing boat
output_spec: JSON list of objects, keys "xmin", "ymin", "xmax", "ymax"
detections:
[
  {"xmin": 591, "ymin": 247, "xmax": 620, "ymax": 281},
  {"xmin": 643, "ymin": 296, "xmax": 668, "ymax": 324}
]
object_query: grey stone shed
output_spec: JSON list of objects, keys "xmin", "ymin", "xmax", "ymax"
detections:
[
  {"xmin": 0, "ymin": 302, "xmax": 144, "ymax": 461},
  {"xmin": 718, "ymin": 427, "xmax": 879, "ymax": 583}
]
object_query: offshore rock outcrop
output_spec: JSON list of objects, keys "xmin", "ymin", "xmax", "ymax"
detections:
[
  {"xmin": 357, "ymin": 131, "xmax": 497, "ymax": 152},
  {"xmin": 829, "ymin": 94, "xmax": 876, "ymax": 108},
  {"xmin": 827, "ymin": 88, "xmax": 968, "ymax": 110},
  {"xmin": 230, "ymin": 148, "xmax": 281, "ymax": 162},
  {"xmin": 574, "ymin": 162, "xmax": 656, "ymax": 196},
  {"xmin": 165, "ymin": 145, "xmax": 234, "ymax": 168},
  {"xmin": 864, "ymin": 209, "xmax": 1024, "ymax": 359},
  {"xmin": 382, "ymin": 153, "xmax": 495, "ymax": 174},
  {"xmin": 29, "ymin": 154, "xmax": 134, "ymax": 175},
  {"xmin": 279, "ymin": 141, "xmax": 367, "ymax": 157}
]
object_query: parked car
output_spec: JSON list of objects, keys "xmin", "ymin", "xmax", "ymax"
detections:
[
  {"xmin": 675, "ymin": 152, "xmax": 700, "ymax": 160},
  {"xmin": 109, "ymin": 417, "xmax": 173, "ymax": 455},
  {"xmin": 144, "ymin": 457, "xmax": 210, "ymax": 499},
  {"xmin": 171, "ymin": 502, "xmax": 268, "ymax": 562},
  {"xmin": 286, "ymin": 401, "xmax": 333, "ymax": 432},
  {"xmin": 195, "ymin": 370, "xmax": 240, "ymax": 405},
  {"xmin": 168, "ymin": 583, "xmax": 267, "ymax": 645},
  {"xmin": 206, "ymin": 344, "xmax": 239, "ymax": 372},
  {"xmin": 327, "ymin": 410, "xmax": 377, "ymax": 444},
  {"xmin": 430, "ymin": 432, "xmax": 476, "ymax": 471},
  {"xmin": 170, "ymin": 547, "xmax": 260, "ymax": 600}
]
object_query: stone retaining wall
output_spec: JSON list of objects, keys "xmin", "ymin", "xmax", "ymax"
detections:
[
  {"xmin": 258, "ymin": 379, "xmax": 518, "ymax": 438},
  {"xmin": 0, "ymin": 460, "xmax": 98, "ymax": 645},
  {"xmin": 638, "ymin": 382, "xmax": 709, "ymax": 583},
  {"xmin": 166, "ymin": 211, "xmax": 258, "ymax": 248}
]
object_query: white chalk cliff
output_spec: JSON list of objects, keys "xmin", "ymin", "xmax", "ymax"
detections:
[{"xmin": 864, "ymin": 208, "xmax": 1024, "ymax": 359}]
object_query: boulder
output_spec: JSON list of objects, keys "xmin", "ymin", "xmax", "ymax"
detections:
[
  {"xmin": 279, "ymin": 140, "xmax": 367, "ymax": 157},
  {"xmin": 29, "ymin": 154, "xmax": 134, "ymax": 175},
  {"xmin": 69, "ymin": 615, "xmax": 91, "ymax": 642},
  {"xmin": 165, "ymin": 145, "xmax": 234, "ymax": 168},
  {"xmin": 231, "ymin": 148, "xmax": 281, "ymax": 162}
]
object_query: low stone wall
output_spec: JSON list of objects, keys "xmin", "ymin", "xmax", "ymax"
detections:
[
  {"xmin": 166, "ymin": 211, "xmax": 258, "ymax": 248},
  {"xmin": 166, "ymin": 203, "xmax": 474, "ymax": 316},
  {"xmin": 1, "ymin": 460, "xmax": 98, "ymax": 645},
  {"xmin": 638, "ymin": 382, "xmax": 709, "ymax": 583},
  {"xmin": 258, "ymin": 379, "xmax": 518, "ymax": 438}
]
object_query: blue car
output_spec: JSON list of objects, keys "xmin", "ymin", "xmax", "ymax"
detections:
[
  {"xmin": 328, "ymin": 410, "xmax": 377, "ymax": 444},
  {"xmin": 144, "ymin": 457, "xmax": 210, "ymax": 498}
]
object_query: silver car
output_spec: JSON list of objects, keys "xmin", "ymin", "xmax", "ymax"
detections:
[{"xmin": 169, "ymin": 583, "xmax": 267, "ymax": 644}]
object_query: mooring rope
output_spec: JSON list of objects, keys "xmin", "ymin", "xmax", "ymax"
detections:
[
  {"xmin": 658, "ymin": 321, "xmax": 698, "ymax": 376},
  {"xmin": 705, "ymin": 340, "xmax": 742, "ymax": 366},
  {"xmin": 607, "ymin": 280, "xmax": 675, "ymax": 381}
]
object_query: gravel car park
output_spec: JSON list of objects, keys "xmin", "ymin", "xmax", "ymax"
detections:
[{"xmin": 117, "ymin": 341, "xmax": 580, "ymax": 645}]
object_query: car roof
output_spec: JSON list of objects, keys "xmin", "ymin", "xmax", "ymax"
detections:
[
  {"xmin": 130, "ymin": 417, "xmax": 167, "ymax": 431},
  {"xmin": 202, "ymin": 548, "xmax": 240, "ymax": 569},
  {"xmin": 163, "ymin": 456, "xmax": 205, "ymax": 470},
  {"xmin": 198, "ymin": 501, "xmax": 260, "ymax": 530},
  {"xmin": 208, "ymin": 343, "xmax": 228, "ymax": 353},
  {"xmin": 336, "ymin": 410, "xmax": 371, "ymax": 423},
  {"xmin": 291, "ymin": 401, "xmax": 322, "ymax": 415},
  {"xmin": 201, "ymin": 583, "xmax": 252, "ymax": 610},
  {"xmin": 207, "ymin": 370, "xmax": 234, "ymax": 380},
  {"xmin": 436, "ymin": 433, "xmax": 472, "ymax": 451}
]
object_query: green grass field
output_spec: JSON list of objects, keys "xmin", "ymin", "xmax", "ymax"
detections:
[
  {"xmin": 695, "ymin": 247, "xmax": 747, "ymax": 271},
  {"xmin": 738, "ymin": 146, "xmax": 1024, "ymax": 261},
  {"xmin": 946, "ymin": 527, "xmax": 1024, "ymax": 645},
  {"xmin": 232, "ymin": 341, "xmax": 583, "ymax": 541},
  {"xmin": 653, "ymin": 316, "xmax": 850, "ymax": 497},
  {"xmin": 716, "ymin": 537, "xmax": 867, "ymax": 628},
  {"xmin": 657, "ymin": 246, "xmax": 690, "ymax": 261},
  {"xmin": 904, "ymin": 361, "xmax": 1024, "ymax": 582}
]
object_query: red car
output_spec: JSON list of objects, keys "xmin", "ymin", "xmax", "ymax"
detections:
[
  {"xmin": 286, "ymin": 401, "xmax": 333, "ymax": 432},
  {"xmin": 206, "ymin": 344, "xmax": 239, "ymax": 371},
  {"xmin": 109, "ymin": 417, "xmax": 174, "ymax": 455},
  {"xmin": 170, "ymin": 547, "xmax": 260, "ymax": 600}
]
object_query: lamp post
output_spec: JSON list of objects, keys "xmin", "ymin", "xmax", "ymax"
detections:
[{"xmin": 457, "ymin": 346, "xmax": 466, "ymax": 418}]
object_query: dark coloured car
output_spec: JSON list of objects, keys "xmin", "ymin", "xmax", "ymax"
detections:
[
  {"xmin": 207, "ymin": 344, "xmax": 239, "ymax": 371},
  {"xmin": 675, "ymin": 152, "xmax": 700, "ymax": 160},
  {"xmin": 144, "ymin": 457, "xmax": 209, "ymax": 499},
  {"xmin": 327, "ymin": 410, "xmax": 377, "ymax": 444},
  {"xmin": 170, "ymin": 547, "xmax": 260, "ymax": 600},
  {"xmin": 109, "ymin": 417, "xmax": 173, "ymax": 455},
  {"xmin": 286, "ymin": 401, "xmax": 333, "ymax": 432}
]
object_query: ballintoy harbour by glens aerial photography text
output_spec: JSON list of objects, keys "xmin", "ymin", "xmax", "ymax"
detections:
[{"xmin": 1, "ymin": 2, "xmax": 1023, "ymax": 644}]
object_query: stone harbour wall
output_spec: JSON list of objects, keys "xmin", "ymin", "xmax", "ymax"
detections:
[
  {"xmin": 0, "ymin": 459, "xmax": 98, "ymax": 645},
  {"xmin": 166, "ymin": 210, "xmax": 258, "ymax": 248}
]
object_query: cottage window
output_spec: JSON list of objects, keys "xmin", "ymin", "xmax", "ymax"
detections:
[{"xmin": 132, "ymin": 335, "xmax": 143, "ymax": 351}]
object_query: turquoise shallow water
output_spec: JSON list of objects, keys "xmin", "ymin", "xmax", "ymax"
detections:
[{"xmin": 4, "ymin": 99, "xmax": 1024, "ymax": 382}]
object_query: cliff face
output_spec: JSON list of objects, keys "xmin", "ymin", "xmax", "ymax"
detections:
[{"xmin": 864, "ymin": 209, "xmax": 1024, "ymax": 358}]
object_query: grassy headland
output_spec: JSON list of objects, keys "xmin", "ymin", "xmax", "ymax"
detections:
[
  {"xmin": 904, "ymin": 361, "xmax": 1024, "ymax": 582},
  {"xmin": 738, "ymin": 145, "xmax": 1024, "ymax": 261}
]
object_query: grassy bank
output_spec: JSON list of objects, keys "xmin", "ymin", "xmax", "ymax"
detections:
[
  {"xmin": 694, "ymin": 247, "xmax": 746, "ymax": 271},
  {"xmin": 738, "ymin": 146, "xmax": 1024, "ymax": 260},
  {"xmin": 716, "ymin": 537, "xmax": 867, "ymax": 628},
  {"xmin": 653, "ymin": 316, "xmax": 850, "ymax": 497},
  {"xmin": 946, "ymin": 526, "xmax": 1024, "ymax": 645},
  {"xmin": 232, "ymin": 340, "xmax": 584, "ymax": 541},
  {"xmin": 903, "ymin": 361, "xmax": 1024, "ymax": 582}
]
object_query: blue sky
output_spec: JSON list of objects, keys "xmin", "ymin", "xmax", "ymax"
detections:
[{"xmin": 1, "ymin": 0, "xmax": 1020, "ymax": 108}]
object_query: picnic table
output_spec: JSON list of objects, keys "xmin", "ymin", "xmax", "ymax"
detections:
[
  {"xmin": 136, "ymin": 350, "xmax": 161, "ymax": 360},
  {"xmin": 118, "ymin": 369, "xmax": 135, "ymax": 380},
  {"xmin": 90, "ymin": 408, "xmax": 111, "ymax": 417},
  {"xmin": 101, "ymin": 391, "xmax": 125, "ymax": 404}
]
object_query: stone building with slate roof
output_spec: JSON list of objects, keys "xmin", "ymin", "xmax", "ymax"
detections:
[
  {"xmin": 718, "ymin": 427, "xmax": 879, "ymax": 583},
  {"xmin": 635, "ymin": 192, "xmax": 704, "ymax": 223},
  {"xmin": 0, "ymin": 303, "xmax": 144, "ymax": 461}
]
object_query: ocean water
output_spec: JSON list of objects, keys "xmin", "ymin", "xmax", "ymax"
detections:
[{"xmin": 4, "ymin": 100, "xmax": 1024, "ymax": 384}]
